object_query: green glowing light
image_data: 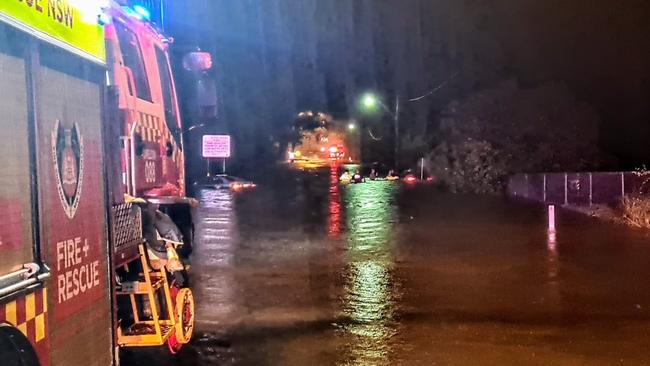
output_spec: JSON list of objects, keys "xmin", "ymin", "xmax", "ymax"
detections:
[{"xmin": 360, "ymin": 93, "xmax": 379, "ymax": 111}]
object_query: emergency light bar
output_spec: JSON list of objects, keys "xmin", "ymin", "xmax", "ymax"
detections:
[
  {"xmin": 133, "ymin": 5, "xmax": 151, "ymax": 20},
  {"xmin": 122, "ymin": 5, "xmax": 149, "ymax": 21},
  {"xmin": 121, "ymin": 0, "xmax": 163, "ymax": 24}
]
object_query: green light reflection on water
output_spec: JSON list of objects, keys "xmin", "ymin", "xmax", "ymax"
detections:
[{"xmin": 339, "ymin": 181, "xmax": 399, "ymax": 366}]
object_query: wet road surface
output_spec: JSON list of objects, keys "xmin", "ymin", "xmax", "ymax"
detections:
[{"xmin": 124, "ymin": 167, "xmax": 650, "ymax": 365}]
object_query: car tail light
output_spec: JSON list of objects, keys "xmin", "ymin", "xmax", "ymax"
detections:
[
  {"xmin": 231, "ymin": 182, "xmax": 256, "ymax": 190},
  {"xmin": 405, "ymin": 175, "xmax": 417, "ymax": 183}
]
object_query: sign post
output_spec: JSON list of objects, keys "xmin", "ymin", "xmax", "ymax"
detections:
[{"xmin": 202, "ymin": 135, "xmax": 231, "ymax": 175}]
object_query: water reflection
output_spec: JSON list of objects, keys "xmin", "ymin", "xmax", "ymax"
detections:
[
  {"xmin": 339, "ymin": 181, "xmax": 399, "ymax": 366},
  {"xmin": 345, "ymin": 182, "xmax": 397, "ymax": 255},
  {"xmin": 193, "ymin": 189, "xmax": 239, "ymax": 324},
  {"xmin": 544, "ymin": 219, "xmax": 561, "ymax": 312},
  {"xmin": 547, "ymin": 229, "xmax": 558, "ymax": 282},
  {"xmin": 329, "ymin": 165, "xmax": 342, "ymax": 239}
]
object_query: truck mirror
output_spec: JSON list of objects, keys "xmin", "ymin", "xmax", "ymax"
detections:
[
  {"xmin": 183, "ymin": 51, "xmax": 212, "ymax": 72},
  {"xmin": 183, "ymin": 51, "xmax": 218, "ymax": 120}
]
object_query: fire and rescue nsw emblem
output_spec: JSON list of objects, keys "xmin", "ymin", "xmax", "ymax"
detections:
[{"xmin": 51, "ymin": 120, "xmax": 84, "ymax": 219}]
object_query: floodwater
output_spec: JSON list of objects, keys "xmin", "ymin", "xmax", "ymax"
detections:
[{"xmin": 123, "ymin": 167, "xmax": 650, "ymax": 365}]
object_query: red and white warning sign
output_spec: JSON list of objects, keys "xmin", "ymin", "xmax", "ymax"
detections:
[{"xmin": 202, "ymin": 135, "xmax": 231, "ymax": 158}]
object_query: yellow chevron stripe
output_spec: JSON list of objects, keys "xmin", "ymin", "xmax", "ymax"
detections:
[
  {"xmin": 25, "ymin": 292, "xmax": 35, "ymax": 321},
  {"xmin": 5, "ymin": 301, "xmax": 16, "ymax": 325},
  {"xmin": 35, "ymin": 313, "xmax": 45, "ymax": 342}
]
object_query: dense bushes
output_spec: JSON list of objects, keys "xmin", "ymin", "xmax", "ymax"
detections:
[
  {"xmin": 428, "ymin": 80, "xmax": 607, "ymax": 193},
  {"xmin": 428, "ymin": 140, "xmax": 506, "ymax": 194},
  {"xmin": 620, "ymin": 171, "xmax": 650, "ymax": 229},
  {"xmin": 621, "ymin": 196, "xmax": 650, "ymax": 229}
]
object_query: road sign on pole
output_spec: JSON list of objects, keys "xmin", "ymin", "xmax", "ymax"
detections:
[{"xmin": 202, "ymin": 135, "xmax": 231, "ymax": 158}]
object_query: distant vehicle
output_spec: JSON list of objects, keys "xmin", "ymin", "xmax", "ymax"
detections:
[
  {"xmin": 404, "ymin": 173, "xmax": 418, "ymax": 184},
  {"xmin": 328, "ymin": 145, "xmax": 346, "ymax": 162},
  {"xmin": 352, "ymin": 172, "xmax": 364, "ymax": 184},
  {"xmin": 194, "ymin": 175, "xmax": 256, "ymax": 191},
  {"xmin": 340, "ymin": 171, "xmax": 352, "ymax": 183},
  {"xmin": 403, "ymin": 172, "xmax": 435, "ymax": 185}
]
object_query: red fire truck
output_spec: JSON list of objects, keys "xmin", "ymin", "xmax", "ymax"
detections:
[{"xmin": 0, "ymin": 1, "xmax": 200, "ymax": 365}]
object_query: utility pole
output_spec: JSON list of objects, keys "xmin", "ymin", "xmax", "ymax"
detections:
[
  {"xmin": 394, "ymin": 95, "xmax": 400, "ymax": 170},
  {"xmin": 360, "ymin": 73, "xmax": 457, "ymax": 171}
]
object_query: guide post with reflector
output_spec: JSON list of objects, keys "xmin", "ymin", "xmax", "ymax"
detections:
[{"xmin": 548, "ymin": 205, "xmax": 556, "ymax": 241}]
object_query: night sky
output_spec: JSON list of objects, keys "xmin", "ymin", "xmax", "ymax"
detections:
[{"xmin": 165, "ymin": 0, "xmax": 649, "ymax": 170}]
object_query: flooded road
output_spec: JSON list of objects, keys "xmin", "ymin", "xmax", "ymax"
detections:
[{"xmin": 124, "ymin": 167, "xmax": 650, "ymax": 365}]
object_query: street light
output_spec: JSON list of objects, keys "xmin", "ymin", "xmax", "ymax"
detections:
[
  {"xmin": 356, "ymin": 76, "xmax": 458, "ymax": 169},
  {"xmin": 361, "ymin": 93, "xmax": 379, "ymax": 111},
  {"xmin": 348, "ymin": 123, "xmax": 356, "ymax": 131},
  {"xmin": 358, "ymin": 92, "xmax": 400, "ymax": 169}
]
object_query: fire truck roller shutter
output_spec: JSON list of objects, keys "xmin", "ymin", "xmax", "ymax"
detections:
[
  {"xmin": 0, "ymin": 22, "xmax": 35, "ymax": 283},
  {"xmin": 36, "ymin": 41, "xmax": 112, "ymax": 366}
]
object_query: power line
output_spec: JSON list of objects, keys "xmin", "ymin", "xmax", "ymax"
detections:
[
  {"xmin": 367, "ymin": 128, "xmax": 383, "ymax": 141},
  {"xmin": 407, "ymin": 72, "xmax": 459, "ymax": 102}
]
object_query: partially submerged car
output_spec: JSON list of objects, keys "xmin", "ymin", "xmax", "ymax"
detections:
[{"xmin": 193, "ymin": 175, "xmax": 256, "ymax": 191}]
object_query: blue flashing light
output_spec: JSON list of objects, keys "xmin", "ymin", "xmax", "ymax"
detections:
[
  {"xmin": 121, "ymin": 6, "xmax": 142, "ymax": 20},
  {"xmin": 121, "ymin": 5, "xmax": 151, "ymax": 21},
  {"xmin": 133, "ymin": 5, "xmax": 151, "ymax": 21},
  {"xmin": 97, "ymin": 12, "xmax": 111, "ymax": 26}
]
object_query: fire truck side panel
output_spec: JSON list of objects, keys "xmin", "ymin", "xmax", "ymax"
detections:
[
  {"xmin": 0, "ymin": 23, "xmax": 34, "ymax": 278},
  {"xmin": 0, "ymin": 22, "xmax": 49, "ymax": 365},
  {"xmin": 35, "ymin": 44, "xmax": 112, "ymax": 366}
]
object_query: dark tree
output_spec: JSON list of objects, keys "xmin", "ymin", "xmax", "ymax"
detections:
[{"xmin": 428, "ymin": 80, "xmax": 607, "ymax": 193}]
